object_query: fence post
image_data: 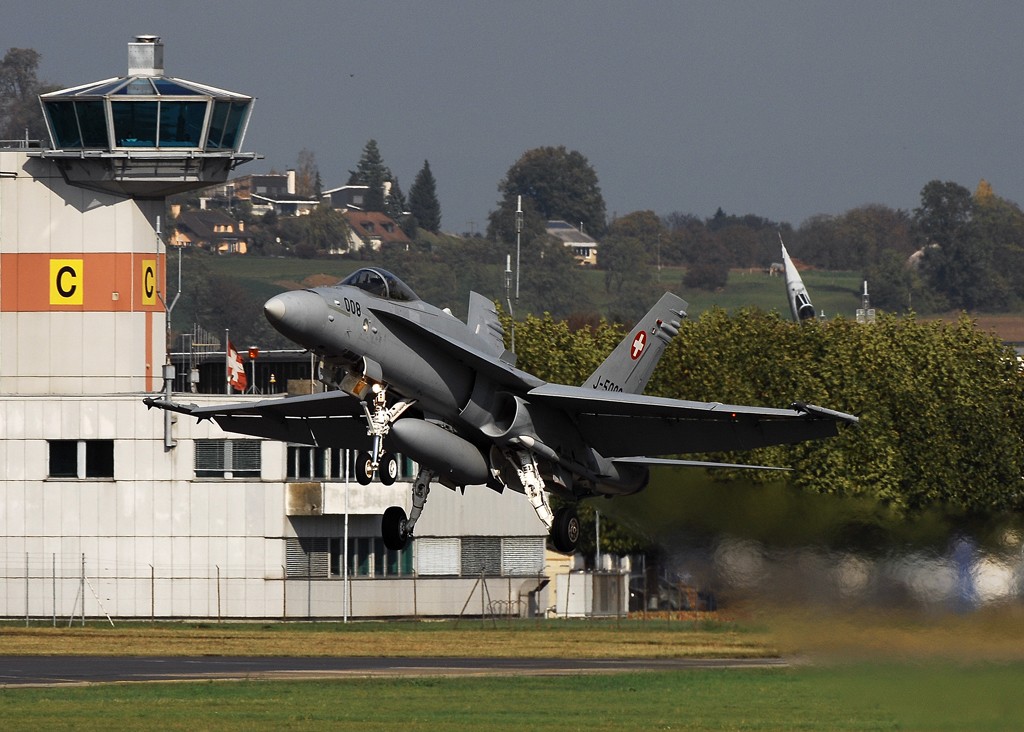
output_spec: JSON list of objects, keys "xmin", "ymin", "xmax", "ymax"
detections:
[
  {"xmin": 150, "ymin": 565, "xmax": 155, "ymax": 622},
  {"xmin": 52, "ymin": 553, "xmax": 56, "ymax": 628},
  {"xmin": 25, "ymin": 552, "xmax": 29, "ymax": 627}
]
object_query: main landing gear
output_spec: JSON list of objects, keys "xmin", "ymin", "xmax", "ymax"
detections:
[
  {"xmin": 551, "ymin": 505, "xmax": 581, "ymax": 554},
  {"xmin": 381, "ymin": 468, "xmax": 435, "ymax": 550},
  {"xmin": 501, "ymin": 447, "xmax": 581, "ymax": 555},
  {"xmin": 353, "ymin": 382, "xmax": 583, "ymax": 555}
]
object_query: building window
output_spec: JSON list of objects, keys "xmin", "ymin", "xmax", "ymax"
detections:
[
  {"xmin": 287, "ymin": 446, "xmax": 416, "ymax": 482},
  {"xmin": 344, "ymin": 537, "xmax": 413, "ymax": 578},
  {"xmin": 286, "ymin": 537, "xmax": 329, "ymax": 578},
  {"xmin": 195, "ymin": 439, "xmax": 261, "ymax": 479},
  {"xmin": 47, "ymin": 440, "xmax": 114, "ymax": 479},
  {"xmin": 414, "ymin": 536, "xmax": 545, "ymax": 577},
  {"xmin": 461, "ymin": 537, "xmax": 502, "ymax": 576},
  {"xmin": 286, "ymin": 536, "xmax": 413, "ymax": 578}
]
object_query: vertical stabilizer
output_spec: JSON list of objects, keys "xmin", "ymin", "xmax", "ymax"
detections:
[
  {"xmin": 582, "ymin": 292, "xmax": 687, "ymax": 394},
  {"xmin": 780, "ymin": 235, "xmax": 816, "ymax": 322},
  {"xmin": 467, "ymin": 291, "xmax": 509, "ymax": 358}
]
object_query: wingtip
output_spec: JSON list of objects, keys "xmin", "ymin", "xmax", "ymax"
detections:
[{"xmin": 791, "ymin": 402, "xmax": 860, "ymax": 425}]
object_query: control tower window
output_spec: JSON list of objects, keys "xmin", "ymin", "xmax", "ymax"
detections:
[
  {"xmin": 112, "ymin": 100, "xmax": 157, "ymax": 147},
  {"xmin": 45, "ymin": 102, "xmax": 81, "ymax": 148},
  {"xmin": 44, "ymin": 100, "xmax": 108, "ymax": 149},
  {"xmin": 206, "ymin": 100, "xmax": 248, "ymax": 150},
  {"xmin": 158, "ymin": 101, "xmax": 206, "ymax": 147}
]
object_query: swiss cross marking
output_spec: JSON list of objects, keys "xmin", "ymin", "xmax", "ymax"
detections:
[{"xmin": 630, "ymin": 330, "xmax": 647, "ymax": 360}]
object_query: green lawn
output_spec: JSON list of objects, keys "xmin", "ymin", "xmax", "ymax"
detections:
[{"xmin": 3, "ymin": 665, "xmax": 1022, "ymax": 731}]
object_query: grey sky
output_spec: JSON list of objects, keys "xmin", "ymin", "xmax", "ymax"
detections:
[{"xmin": 6, "ymin": 1, "xmax": 1024, "ymax": 234}]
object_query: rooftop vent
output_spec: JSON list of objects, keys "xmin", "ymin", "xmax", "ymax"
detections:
[{"xmin": 127, "ymin": 34, "xmax": 164, "ymax": 76}]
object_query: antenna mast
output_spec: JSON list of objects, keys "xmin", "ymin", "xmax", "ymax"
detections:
[{"xmin": 514, "ymin": 195, "xmax": 523, "ymax": 301}]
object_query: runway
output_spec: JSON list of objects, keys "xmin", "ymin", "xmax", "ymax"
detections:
[{"xmin": 0, "ymin": 656, "xmax": 787, "ymax": 686}]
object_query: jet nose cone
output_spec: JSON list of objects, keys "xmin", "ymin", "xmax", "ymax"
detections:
[
  {"xmin": 264, "ymin": 295, "xmax": 287, "ymax": 326},
  {"xmin": 263, "ymin": 290, "xmax": 326, "ymax": 342}
]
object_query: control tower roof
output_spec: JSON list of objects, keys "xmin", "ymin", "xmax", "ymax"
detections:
[{"xmin": 35, "ymin": 35, "xmax": 258, "ymax": 199}]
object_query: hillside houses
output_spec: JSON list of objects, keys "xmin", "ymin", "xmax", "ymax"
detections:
[
  {"xmin": 169, "ymin": 208, "xmax": 250, "ymax": 253},
  {"xmin": 180, "ymin": 173, "xmax": 409, "ymax": 254}
]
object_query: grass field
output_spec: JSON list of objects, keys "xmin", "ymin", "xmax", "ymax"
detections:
[
  {"xmin": 4, "ymin": 665, "xmax": 1024, "ymax": 731},
  {"xmin": 3, "ymin": 608, "xmax": 1024, "ymax": 729}
]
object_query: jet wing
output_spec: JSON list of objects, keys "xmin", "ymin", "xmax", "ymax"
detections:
[
  {"xmin": 526, "ymin": 383, "xmax": 857, "ymax": 458},
  {"xmin": 144, "ymin": 390, "xmax": 369, "ymax": 447},
  {"xmin": 369, "ymin": 305, "xmax": 543, "ymax": 392}
]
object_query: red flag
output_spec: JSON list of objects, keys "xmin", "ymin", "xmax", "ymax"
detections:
[{"xmin": 227, "ymin": 340, "xmax": 248, "ymax": 392}]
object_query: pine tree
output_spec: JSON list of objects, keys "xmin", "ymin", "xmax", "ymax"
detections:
[
  {"xmin": 347, "ymin": 139, "xmax": 389, "ymax": 212},
  {"xmin": 409, "ymin": 160, "xmax": 442, "ymax": 233}
]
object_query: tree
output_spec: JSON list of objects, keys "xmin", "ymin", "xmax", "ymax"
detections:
[
  {"xmin": 409, "ymin": 160, "xmax": 442, "ymax": 233},
  {"xmin": 517, "ymin": 239, "xmax": 595, "ymax": 318},
  {"xmin": 915, "ymin": 180, "xmax": 1010, "ymax": 311},
  {"xmin": 606, "ymin": 210, "xmax": 664, "ymax": 266},
  {"xmin": 0, "ymin": 47, "xmax": 55, "ymax": 141},
  {"xmin": 279, "ymin": 205, "xmax": 349, "ymax": 257},
  {"xmin": 915, "ymin": 180, "xmax": 972, "ymax": 248},
  {"xmin": 489, "ymin": 146, "xmax": 607, "ymax": 239},
  {"xmin": 347, "ymin": 139, "xmax": 390, "ymax": 212},
  {"xmin": 384, "ymin": 177, "xmax": 408, "ymax": 226},
  {"xmin": 294, "ymin": 148, "xmax": 321, "ymax": 198}
]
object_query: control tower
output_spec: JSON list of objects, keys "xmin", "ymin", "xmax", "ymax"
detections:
[{"xmin": 0, "ymin": 35, "xmax": 256, "ymax": 394}]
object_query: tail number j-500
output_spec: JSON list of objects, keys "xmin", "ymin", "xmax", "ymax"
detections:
[{"xmin": 591, "ymin": 375, "xmax": 623, "ymax": 392}]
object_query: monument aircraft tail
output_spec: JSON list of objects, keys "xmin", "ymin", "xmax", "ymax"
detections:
[{"xmin": 581, "ymin": 292, "xmax": 687, "ymax": 394}]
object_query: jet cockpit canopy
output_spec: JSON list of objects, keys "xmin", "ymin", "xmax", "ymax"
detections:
[{"xmin": 339, "ymin": 268, "xmax": 419, "ymax": 302}]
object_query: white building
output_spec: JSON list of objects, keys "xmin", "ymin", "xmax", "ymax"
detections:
[{"xmin": 0, "ymin": 37, "xmax": 549, "ymax": 621}]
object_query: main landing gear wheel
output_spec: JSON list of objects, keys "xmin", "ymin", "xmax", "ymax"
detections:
[
  {"xmin": 551, "ymin": 506, "xmax": 581, "ymax": 554},
  {"xmin": 379, "ymin": 453, "xmax": 399, "ymax": 486},
  {"xmin": 355, "ymin": 451, "xmax": 374, "ymax": 486},
  {"xmin": 381, "ymin": 505, "xmax": 410, "ymax": 550}
]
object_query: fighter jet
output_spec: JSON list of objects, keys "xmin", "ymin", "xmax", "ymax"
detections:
[
  {"xmin": 145, "ymin": 267, "xmax": 857, "ymax": 553},
  {"xmin": 780, "ymin": 234, "xmax": 817, "ymax": 322}
]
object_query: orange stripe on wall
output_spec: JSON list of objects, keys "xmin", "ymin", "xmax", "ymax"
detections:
[
  {"xmin": 145, "ymin": 310, "xmax": 154, "ymax": 392},
  {"xmin": 0, "ymin": 252, "xmax": 166, "ymax": 312}
]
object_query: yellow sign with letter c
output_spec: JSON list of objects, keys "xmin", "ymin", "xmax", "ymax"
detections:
[
  {"xmin": 142, "ymin": 259, "xmax": 157, "ymax": 305},
  {"xmin": 50, "ymin": 259, "xmax": 83, "ymax": 305}
]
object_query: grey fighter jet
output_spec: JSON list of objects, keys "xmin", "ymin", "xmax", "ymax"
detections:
[{"xmin": 145, "ymin": 267, "xmax": 857, "ymax": 553}]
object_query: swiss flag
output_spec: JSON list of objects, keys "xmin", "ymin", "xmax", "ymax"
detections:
[{"xmin": 227, "ymin": 341, "xmax": 248, "ymax": 392}]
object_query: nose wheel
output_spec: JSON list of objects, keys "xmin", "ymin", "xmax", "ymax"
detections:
[{"xmin": 355, "ymin": 451, "xmax": 399, "ymax": 485}]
